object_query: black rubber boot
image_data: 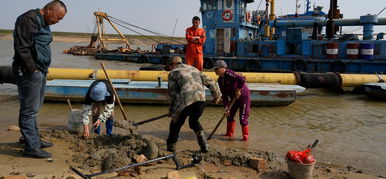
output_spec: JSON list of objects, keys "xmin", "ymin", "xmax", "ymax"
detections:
[
  {"xmin": 196, "ymin": 131, "xmax": 209, "ymax": 153},
  {"xmin": 166, "ymin": 140, "xmax": 176, "ymax": 152}
]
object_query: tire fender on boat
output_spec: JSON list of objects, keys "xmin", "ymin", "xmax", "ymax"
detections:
[
  {"xmin": 292, "ymin": 60, "xmax": 307, "ymax": 72},
  {"xmin": 138, "ymin": 55, "xmax": 149, "ymax": 63},
  {"xmin": 246, "ymin": 60, "xmax": 261, "ymax": 72}
]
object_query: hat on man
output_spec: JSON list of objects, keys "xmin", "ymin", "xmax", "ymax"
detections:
[
  {"xmin": 166, "ymin": 56, "xmax": 183, "ymax": 65},
  {"xmin": 213, "ymin": 60, "xmax": 227, "ymax": 69},
  {"xmin": 90, "ymin": 82, "xmax": 110, "ymax": 102}
]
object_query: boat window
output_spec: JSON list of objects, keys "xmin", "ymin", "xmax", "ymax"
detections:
[
  {"xmin": 246, "ymin": 44, "xmax": 259, "ymax": 53},
  {"xmin": 203, "ymin": 0, "xmax": 216, "ymax": 10},
  {"xmin": 374, "ymin": 43, "xmax": 382, "ymax": 56},
  {"xmin": 225, "ymin": 0, "xmax": 233, "ymax": 8}
]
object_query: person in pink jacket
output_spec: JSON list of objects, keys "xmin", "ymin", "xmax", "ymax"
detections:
[{"xmin": 213, "ymin": 60, "xmax": 251, "ymax": 141}]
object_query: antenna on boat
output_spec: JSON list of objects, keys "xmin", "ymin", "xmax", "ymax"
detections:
[{"xmin": 171, "ymin": 18, "xmax": 178, "ymax": 38}]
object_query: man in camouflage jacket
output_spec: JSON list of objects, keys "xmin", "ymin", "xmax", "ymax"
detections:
[{"xmin": 164, "ymin": 56, "xmax": 221, "ymax": 153}]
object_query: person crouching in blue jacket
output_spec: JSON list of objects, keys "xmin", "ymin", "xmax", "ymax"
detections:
[{"xmin": 81, "ymin": 80, "xmax": 115, "ymax": 137}]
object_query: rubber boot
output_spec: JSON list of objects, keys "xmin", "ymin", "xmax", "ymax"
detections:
[
  {"xmin": 242, "ymin": 125, "xmax": 249, "ymax": 141},
  {"xmin": 196, "ymin": 131, "xmax": 209, "ymax": 153},
  {"xmin": 224, "ymin": 121, "xmax": 236, "ymax": 137},
  {"xmin": 166, "ymin": 140, "xmax": 176, "ymax": 152}
]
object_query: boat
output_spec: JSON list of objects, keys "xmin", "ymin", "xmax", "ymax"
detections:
[
  {"xmin": 44, "ymin": 79, "xmax": 305, "ymax": 106},
  {"xmin": 364, "ymin": 82, "xmax": 386, "ymax": 100},
  {"xmin": 86, "ymin": 0, "xmax": 386, "ymax": 74}
]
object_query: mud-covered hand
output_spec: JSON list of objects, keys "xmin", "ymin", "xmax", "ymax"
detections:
[
  {"xmin": 93, "ymin": 119, "xmax": 101, "ymax": 129},
  {"xmin": 215, "ymin": 97, "xmax": 222, "ymax": 104},
  {"xmin": 168, "ymin": 110, "xmax": 173, "ymax": 118},
  {"xmin": 83, "ymin": 125, "xmax": 90, "ymax": 137},
  {"xmin": 224, "ymin": 107, "xmax": 230, "ymax": 117},
  {"xmin": 235, "ymin": 88, "xmax": 242, "ymax": 99}
]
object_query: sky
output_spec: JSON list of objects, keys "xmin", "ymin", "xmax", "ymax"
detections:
[{"xmin": 0, "ymin": 0, "xmax": 385, "ymax": 37}]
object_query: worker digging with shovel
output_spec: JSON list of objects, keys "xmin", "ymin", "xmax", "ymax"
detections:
[
  {"xmin": 213, "ymin": 60, "xmax": 251, "ymax": 141},
  {"xmin": 164, "ymin": 56, "xmax": 222, "ymax": 153}
]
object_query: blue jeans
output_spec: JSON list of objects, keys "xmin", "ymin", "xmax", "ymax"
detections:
[
  {"xmin": 93, "ymin": 118, "xmax": 114, "ymax": 136},
  {"xmin": 15, "ymin": 70, "xmax": 46, "ymax": 150},
  {"xmin": 91, "ymin": 103, "xmax": 114, "ymax": 136}
]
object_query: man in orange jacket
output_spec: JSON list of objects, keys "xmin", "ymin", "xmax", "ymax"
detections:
[{"xmin": 185, "ymin": 16, "xmax": 206, "ymax": 71}]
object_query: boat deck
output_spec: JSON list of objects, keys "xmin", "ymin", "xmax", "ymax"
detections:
[{"xmin": 45, "ymin": 79, "xmax": 305, "ymax": 106}]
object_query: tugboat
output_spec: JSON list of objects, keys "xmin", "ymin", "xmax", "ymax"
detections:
[
  {"xmin": 199, "ymin": 0, "xmax": 386, "ymax": 73},
  {"xmin": 69, "ymin": 0, "xmax": 386, "ymax": 74}
]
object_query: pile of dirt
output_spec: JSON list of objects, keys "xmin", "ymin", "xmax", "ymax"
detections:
[{"xmin": 41, "ymin": 129, "xmax": 161, "ymax": 176}]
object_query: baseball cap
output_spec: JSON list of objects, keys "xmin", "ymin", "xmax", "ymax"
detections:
[
  {"xmin": 213, "ymin": 60, "xmax": 227, "ymax": 69},
  {"xmin": 166, "ymin": 56, "xmax": 183, "ymax": 65},
  {"xmin": 90, "ymin": 82, "xmax": 110, "ymax": 102}
]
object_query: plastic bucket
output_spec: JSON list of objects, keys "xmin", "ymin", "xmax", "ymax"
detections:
[
  {"xmin": 67, "ymin": 109, "xmax": 83, "ymax": 134},
  {"xmin": 346, "ymin": 43, "xmax": 360, "ymax": 59},
  {"xmin": 326, "ymin": 42, "xmax": 338, "ymax": 59},
  {"xmin": 287, "ymin": 159, "xmax": 315, "ymax": 179},
  {"xmin": 360, "ymin": 43, "xmax": 374, "ymax": 60}
]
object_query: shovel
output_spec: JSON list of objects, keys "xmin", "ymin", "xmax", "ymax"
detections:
[
  {"xmin": 207, "ymin": 97, "xmax": 237, "ymax": 140},
  {"xmin": 114, "ymin": 113, "xmax": 169, "ymax": 129},
  {"xmin": 70, "ymin": 153, "xmax": 202, "ymax": 179}
]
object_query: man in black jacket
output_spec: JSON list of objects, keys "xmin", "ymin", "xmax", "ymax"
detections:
[{"xmin": 12, "ymin": 0, "xmax": 66, "ymax": 158}]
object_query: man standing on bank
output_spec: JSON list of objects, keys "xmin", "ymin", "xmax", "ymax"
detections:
[
  {"xmin": 81, "ymin": 80, "xmax": 115, "ymax": 138},
  {"xmin": 213, "ymin": 60, "xmax": 250, "ymax": 141},
  {"xmin": 12, "ymin": 0, "xmax": 66, "ymax": 158},
  {"xmin": 164, "ymin": 56, "xmax": 221, "ymax": 153},
  {"xmin": 185, "ymin": 16, "xmax": 206, "ymax": 71}
]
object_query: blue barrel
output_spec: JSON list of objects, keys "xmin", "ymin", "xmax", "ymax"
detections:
[{"xmin": 360, "ymin": 43, "xmax": 374, "ymax": 60}]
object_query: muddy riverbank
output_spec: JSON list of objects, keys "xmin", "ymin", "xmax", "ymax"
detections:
[{"xmin": 1, "ymin": 128, "xmax": 381, "ymax": 179}]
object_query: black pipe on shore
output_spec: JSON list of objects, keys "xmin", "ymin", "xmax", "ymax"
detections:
[
  {"xmin": 0, "ymin": 66, "xmax": 16, "ymax": 84},
  {"xmin": 295, "ymin": 72, "xmax": 341, "ymax": 89}
]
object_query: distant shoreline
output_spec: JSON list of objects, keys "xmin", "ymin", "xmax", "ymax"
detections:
[{"xmin": 0, "ymin": 29, "xmax": 185, "ymax": 45}]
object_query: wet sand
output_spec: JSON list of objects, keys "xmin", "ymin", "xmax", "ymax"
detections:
[{"xmin": 0, "ymin": 128, "xmax": 381, "ymax": 179}]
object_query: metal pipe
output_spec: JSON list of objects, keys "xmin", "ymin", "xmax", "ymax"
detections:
[
  {"xmin": 45, "ymin": 68, "xmax": 386, "ymax": 87},
  {"xmin": 1, "ymin": 66, "xmax": 385, "ymax": 88},
  {"xmin": 269, "ymin": 0, "xmax": 276, "ymax": 39},
  {"xmin": 272, "ymin": 18, "xmax": 386, "ymax": 28}
]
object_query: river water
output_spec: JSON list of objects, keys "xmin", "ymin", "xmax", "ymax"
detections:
[{"xmin": 0, "ymin": 40, "xmax": 385, "ymax": 176}]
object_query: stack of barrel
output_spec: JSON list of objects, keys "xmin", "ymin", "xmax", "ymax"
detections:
[{"xmin": 346, "ymin": 42, "xmax": 374, "ymax": 59}]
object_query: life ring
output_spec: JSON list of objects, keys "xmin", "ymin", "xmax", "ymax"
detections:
[
  {"xmin": 222, "ymin": 10, "xmax": 233, "ymax": 21},
  {"xmin": 246, "ymin": 12, "xmax": 251, "ymax": 23}
]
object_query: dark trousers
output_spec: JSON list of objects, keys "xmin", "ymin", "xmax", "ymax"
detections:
[
  {"xmin": 167, "ymin": 101, "xmax": 205, "ymax": 143},
  {"xmin": 15, "ymin": 70, "xmax": 46, "ymax": 150}
]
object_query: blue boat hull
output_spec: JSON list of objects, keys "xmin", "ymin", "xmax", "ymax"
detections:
[{"xmin": 44, "ymin": 80, "xmax": 305, "ymax": 106}]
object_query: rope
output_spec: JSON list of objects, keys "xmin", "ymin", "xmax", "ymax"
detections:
[{"xmin": 108, "ymin": 16, "xmax": 184, "ymax": 44}]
